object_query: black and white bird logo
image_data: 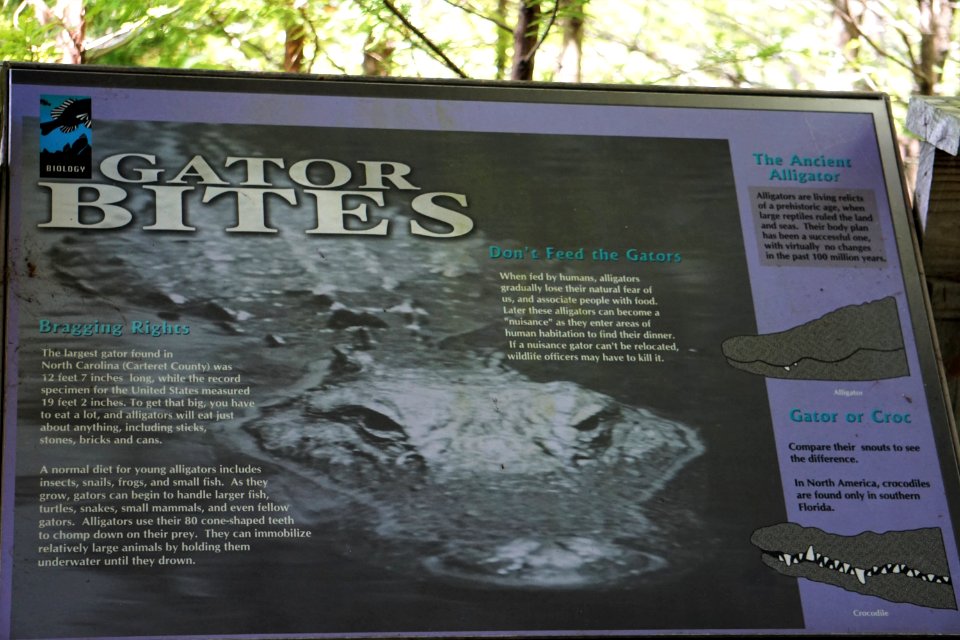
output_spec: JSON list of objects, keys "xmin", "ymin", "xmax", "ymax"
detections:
[{"xmin": 40, "ymin": 98, "xmax": 92, "ymax": 135}]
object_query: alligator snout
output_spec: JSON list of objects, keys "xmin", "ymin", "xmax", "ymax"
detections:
[
  {"xmin": 246, "ymin": 365, "xmax": 704, "ymax": 586},
  {"xmin": 424, "ymin": 536, "xmax": 668, "ymax": 588}
]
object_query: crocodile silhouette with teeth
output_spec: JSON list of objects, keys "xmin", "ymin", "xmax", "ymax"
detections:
[
  {"xmin": 721, "ymin": 297, "xmax": 908, "ymax": 380},
  {"xmin": 751, "ymin": 523, "xmax": 956, "ymax": 609}
]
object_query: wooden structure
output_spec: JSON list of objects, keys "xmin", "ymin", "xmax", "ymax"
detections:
[{"xmin": 908, "ymin": 96, "xmax": 960, "ymax": 419}]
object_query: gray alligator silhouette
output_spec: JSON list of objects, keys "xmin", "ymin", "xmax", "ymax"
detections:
[
  {"xmin": 751, "ymin": 522, "xmax": 955, "ymax": 609},
  {"xmin": 722, "ymin": 297, "xmax": 908, "ymax": 380}
]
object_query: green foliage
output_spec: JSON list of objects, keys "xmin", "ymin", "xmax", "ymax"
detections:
[
  {"xmin": 0, "ymin": 0, "xmax": 957, "ymax": 105},
  {"xmin": 0, "ymin": 2, "xmax": 60, "ymax": 61}
]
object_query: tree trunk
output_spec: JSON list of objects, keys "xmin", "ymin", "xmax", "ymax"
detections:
[
  {"xmin": 27, "ymin": 0, "xmax": 86, "ymax": 63},
  {"xmin": 916, "ymin": 0, "xmax": 955, "ymax": 95},
  {"xmin": 830, "ymin": 0, "xmax": 870, "ymax": 90},
  {"xmin": 494, "ymin": 0, "xmax": 511, "ymax": 80},
  {"xmin": 511, "ymin": 1, "xmax": 540, "ymax": 81},
  {"xmin": 831, "ymin": 0, "xmax": 862, "ymax": 63},
  {"xmin": 555, "ymin": 0, "xmax": 583, "ymax": 82},
  {"xmin": 284, "ymin": 23, "xmax": 306, "ymax": 72},
  {"xmin": 362, "ymin": 33, "xmax": 396, "ymax": 76},
  {"xmin": 55, "ymin": 0, "xmax": 85, "ymax": 63}
]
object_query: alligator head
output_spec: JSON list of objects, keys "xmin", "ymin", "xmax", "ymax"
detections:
[
  {"xmin": 721, "ymin": 297, "xmax": 908, "ymax": 381},
  {"xmin": 246, "ymin": 353, "xmax": 705, "ymax": 588},
  {"xmin": 751, "ymin": 522, "xmax": 955, "ymax": 609},
  {"xmin": 36, "ymin": 188, "xmax": 706, "ymax": 589}
]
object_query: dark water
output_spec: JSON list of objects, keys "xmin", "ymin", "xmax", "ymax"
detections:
[{"xmin": 10, "ymin": 120, "xmax": 802, "ymax": 637}]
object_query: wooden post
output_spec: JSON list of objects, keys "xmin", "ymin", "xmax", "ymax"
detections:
[{"xmin": 907, "ymin": 96, "xmax": 960, "ymax": 419}]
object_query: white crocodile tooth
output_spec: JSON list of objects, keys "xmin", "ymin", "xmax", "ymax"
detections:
[
  {"xmin": 893, "ymin": 565, "xmax": 901, "ymax": 573},
  {"xmin": 945, "ymin": 576, "xmax": 951, "ymax": 584},
  {"xmin": 784, "ymin": 366, "xmax": 791, "ymax": 371},
  {"xmin": 880, "ymin": 567, "xmax": 888, "ymax": 574},
  {"xmin": 907, "ymin": 569, "xmax": 917, "ymax": 578},
  {"xmin": 854, "ymin": 568, "xmax": 866, "ymax": 585},
  {"xmin": 805, "ymin": 545, "xmax": 815, "ymax": 561},
  {"xmin": 927, "ymin": 573, "xmax": 936, "ymax": 581},
  {"xmin": 785, "ymin": 555, "xmax": 792, "ymax": 567},
  {"xmin": 832, "ymin": 560, "xmax": 841, "ymax": 570},
  {"xmin": 842, "ymin": 562, "xmax": 851, "ymax": 573},
  {"xmin": 778, "ymin": 553, "xmax": 786, "ymax": 562}
]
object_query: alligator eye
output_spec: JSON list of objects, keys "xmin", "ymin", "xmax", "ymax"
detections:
[
  {"xmin": 572, "ymin": 406, "xmax": 619, "ymax": 432},
  {"xmin": 558, "ymin": 407, "xmax": 618, "ymax": 465},
  {"xmin": 318, "ymin": 405, "xmax": 408, "ymax": 445}
]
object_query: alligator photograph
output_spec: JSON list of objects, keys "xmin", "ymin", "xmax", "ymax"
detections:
[
  {"xmin": 8, "ymin": 116, "xmax": 802, "ymax": 636},
  {"xmin": 245, "ymin": 332, "xmax": 706, "ymax": 589}
]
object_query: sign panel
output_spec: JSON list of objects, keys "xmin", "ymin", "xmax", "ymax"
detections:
[{"xmin": 2, "ymin": 64, "xmax": 959, "ymax": 637}]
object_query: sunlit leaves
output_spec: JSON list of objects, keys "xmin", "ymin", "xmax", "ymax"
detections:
[{"xmin": 0, "ymin": 0, "xmax": 956, "ymax": 105}]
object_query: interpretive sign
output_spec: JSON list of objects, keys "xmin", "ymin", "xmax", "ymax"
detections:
[{"xmin": 2, "ymin": 63, "xmax": 959, "ymax": 637}]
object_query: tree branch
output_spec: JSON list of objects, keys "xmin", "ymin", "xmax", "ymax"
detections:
[
  {"xmin": 379, "ymin": 0, "xmax": 468, "ymax": 77},
  {"xmin": 440, "ymin": 0, "xmax": 511, "ymax": 33},
  {"xmin": 298, "ymin": 6, "xmax": 324, "ymax": 72},
  {"xmin": 209, "ymin": 11, "xmax": 278, "ymax": 68},
  {"xmin": 522, "ymin": 0, "xmax": 561, "ymax": 63},
  {"xmin": 831, "ymin": 0, "xmax": 917, "ymax": 76}
]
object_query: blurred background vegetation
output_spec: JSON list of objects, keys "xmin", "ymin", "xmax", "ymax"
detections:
[{"xmin": 2, "ymin": 0, "xmax": 958, "ymax": 183}]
